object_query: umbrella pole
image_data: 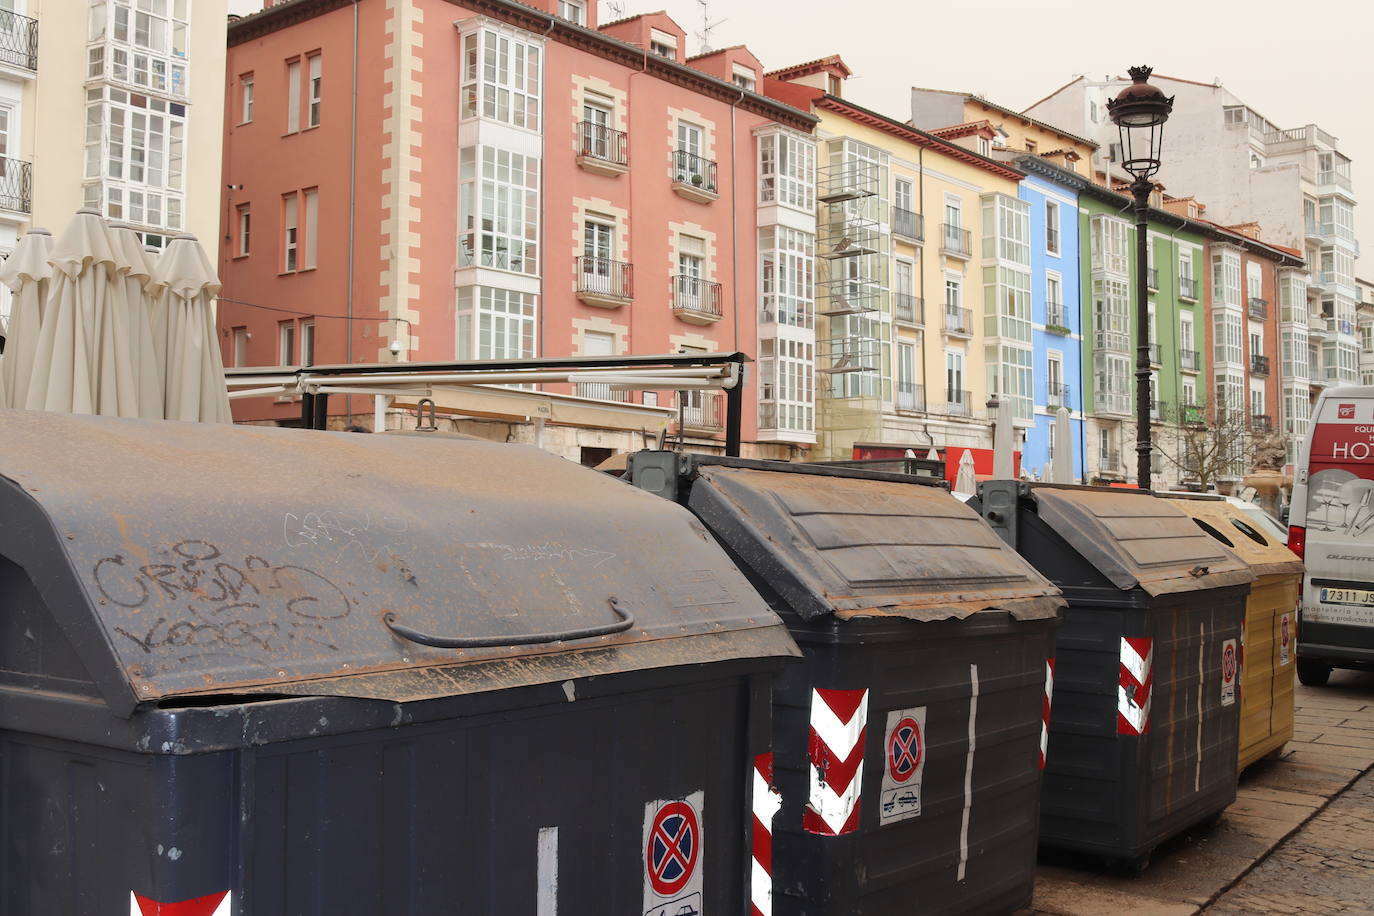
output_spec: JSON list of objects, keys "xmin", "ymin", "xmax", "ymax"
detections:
[{"xmin": 301, "ymin": 392, "xmax": 315, "ymax": 429}]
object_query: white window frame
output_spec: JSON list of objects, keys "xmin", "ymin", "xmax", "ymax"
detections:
[
  {"xmin": 1045, "ymin": 199, "xmax": 1060, "ymax": 256},
  {"xmin": 459, "ymin": 27, "xmax": 542, "ymax": 131},
  {"xmin": 236, "ymin": 203, "xmax": 250, "ymax": 257},
  {"xmin": 240, "ymin": 74, "xmax": 254, "ymax": 124},
  {"xmin": 300, "ymin": 320, "xmax": 316, "ymax": 367},
  {"xmin": 303, "ymin": 188, "xmax": 318, "ymax": 270},
  {"xmin": 282, "ymin": 192, "xmax": 298, "ymax": 273},
  {"xmin": 557, "ymin": 0, "xmax": 585, "ymax": 24},
  {"xmin": 286, "ymin": 58, "xmax": 301, "ymax": 133},
  {"xmin": 232, "ymin": 327, "xmax": 249, "ymax": 368},
  {"xmin": 278, "ymin": 320, "xmax": 296, "ymax": 365},
  {"xmin": 307, "ymin": 53, "xmax": 321, "ymax": 128}
]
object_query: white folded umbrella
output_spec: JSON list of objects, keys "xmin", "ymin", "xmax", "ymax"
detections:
[
  {"xmin": 25, "ymin": 209, "xmax": 157, "ymax": 417},
  {"xmin": 152, "ymin": 233, "xmax": 232, "ymax": 423},
  {"xmin": 108, "ymin": 222, "xmax": 164, "ymax": 417},
  {"xmin": 0, "ymin": 227, "xmax": 53, "ymax": 409}
]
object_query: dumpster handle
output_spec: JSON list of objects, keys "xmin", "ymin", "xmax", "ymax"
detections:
[{"xmin": 381, "ymin": 597, "xmax": 636, "ymax": 649}]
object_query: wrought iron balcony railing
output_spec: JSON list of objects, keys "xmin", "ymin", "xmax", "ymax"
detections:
[
  {"xmin": 578, "ymin": 121, "xmax": 629, "ymax": 167},
  {"xmin": 893, "ymin": 292, "xmax": 923, "ymax": 325},
  {"xmin": 672, "ymin": 275, "xmax": 723, "ymax": 320},
  {"xmin": 0, "ymin": 156, "xmax": 31, "ymax": 213},
  {"xmin": 896, "ymin": 381, "xmax": 925, "ymax": 412},
  {"xmin": 575, "ymin": 256, "xmax": 634, "ymax": 304},
  {"xmin": 892, "ymin": 206, "xmax": 923, "ymax": 241},
  {"xmin": 0, "ymin": 10, "xmax": 38, "ymax": 71},
  {"xmin": 941, "ymin": 224, "xmax": 972, "ymax": 258},
  {"xmin": 672, "ymin": 149, "xmax": 718, "ymax": 196}
]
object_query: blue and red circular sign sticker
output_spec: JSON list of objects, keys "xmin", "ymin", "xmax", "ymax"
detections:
[
  {"xmin": 1222, "ymin": 642, "xmax": 1237, "ymax": 683},
  {"xmin": 646, "ymin": 800, "xmax": 700, "ymax": 897},
  {"xmin": 887, "ymin": 716, "xmax": 924, "ymax": 783}
]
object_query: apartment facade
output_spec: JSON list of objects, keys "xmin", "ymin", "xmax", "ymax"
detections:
[
  {"xmin": 764, "ymin": 61, "xmax": 1026, "ymax": 462},
  {"xmin": 219, "ymin": 1, "xmax": 816, "ymax": 461},
  {"xmin": 1028, "ymin": 74, "xmax": 1357, "ymax": 464},
  {"xmin": 0, "ymin": 0, "xmax": 224, "ymax": 323}
]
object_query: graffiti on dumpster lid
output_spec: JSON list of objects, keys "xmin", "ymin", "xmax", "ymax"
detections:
[
  {"xmin": 463, "ymin": 541, "xmax": 619, "ymax": 568},
  {"xmin": 94, "ymin": 539, "xmax": 353, "ymax": 668},
  {"xmin": 283, "ymin": 509, "xmax": 411, "ymax": 564}
]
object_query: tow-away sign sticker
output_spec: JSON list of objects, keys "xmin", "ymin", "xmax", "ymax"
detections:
[
  {"xmin": 643, "ymin": 790, "xmax": 704, "ymax": 916},
  {"xmin": 879, "ymin": 706, "xmax": 927, "ymax": 824},
  {"xmin": 1221, "ymin": 638, "xmax": 1238, "ymax": 707}
]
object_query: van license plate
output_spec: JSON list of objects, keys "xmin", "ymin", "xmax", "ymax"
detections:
[{"xmin": 1320, "ymin": 587, "xmax": 1374, "ymax": 607}]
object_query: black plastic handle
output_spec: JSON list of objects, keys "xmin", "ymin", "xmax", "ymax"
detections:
[{"xmin": 382, "ymin": 597, "xmax": 635, "ymax": 649}]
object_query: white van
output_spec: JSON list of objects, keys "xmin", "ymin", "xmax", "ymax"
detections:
[{"xmin": 1289, "ymin": 386, "xmax": 1374, "ymax": 685}]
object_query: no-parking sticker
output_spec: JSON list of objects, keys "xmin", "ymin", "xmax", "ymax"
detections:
[
  {"xmin": 879, "ymin": 706, "xmax": 927, "ymax": 824},
  {"xmin": 1221, "ymin": 638, "xmax": 1238, "ymax": 707},
  {"xmin": 642, "ymin": 790, "xmax": 704, "ymax": 916},
  {"xmin": 1280, "ymin": 614, "xmax": 1292, "ymax": 666}
]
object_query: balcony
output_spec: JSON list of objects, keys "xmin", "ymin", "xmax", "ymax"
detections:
[
  {"xmin": 1248, "ymin": 297, "xmax": 1269, "ymax": 320},
  {"xmin": 678, "ymin": 391, "xmax": 724, "ymax": 434},
  {"xmin": 1151, "ymin": 400, "xmax": 1166, "ymax": 422},
  {"xmin": 671, "ymin": 275, "xmax": 723, "ymax": 324},
  {"xmin": 1251, "ymin": 354, "xmax": 1271, "ymax": 376},
  {"xmin": 892, "ymin": 206, "xmax": 923, "ymax": 242},
  {"xmin": 941, "ymin": 224, "xmax": 973, "ymax": 259},
  {"xmin": 896, "ymin": 381, "xmax": 925, "ymax": 413},
  {"xmin": 574, "ymin": 382, "xmax": 631, "ymax": 403},
  {"xmin": 1045, "ymin": 302, "xmax": 1068, "ymax": 331},
  {"xmin": 1146, "ymin": 267, "xmax": 1159, "ymax": 291},
  {"xmin": 1305, "ymin": 218, "xmax": 1327, "ymax": 242},
  {"xmin": 1096, "ymin": 392, "xmax": 1131, "ymax": 417},
  {"xmin": 1179, "ymin": 276, "xmax": 1198, "ymax": 300},
  {"xmin": 576, "ymin": 256, "xmax": 634, "ymax": 308},
  {"xmin": 943, "ymin": 305, "xmax": 974, "ymax": 337},
  {"xmin": 893, "ymin": 293, "xmax": 923, "ymax": 325},
  {"xmin": 946, "ymin": 389, "xmax": 973, "ymax": 417},
  {"xmin": 0, "ymin": 10, "xmax": 37, "ymax": 72},
  {"xmin": 0, "ymin": 156, "xmax": 32, "ymax": 214},
  {"xmin": 818, "ymin": 160, "xmax": 880, "ymax": 203},
  {"xmin": 1181, "ymin": 404, "xmax": 1206, "ymax": 425},
  {"xmin": 1317, "ymin": 170, "xmax": 1353, "ymax": 193},
  {"xmin": 671, "ymin": 150, "xmax": 719, "ymax": 203},
  {"xmin": 1047, "ymin": 383, "xmax": 1071, "ymax": 410},
  {"xmin": 1181, "ymin": 349, "xmax": 1199, "ymax": 371},
  {"xmin": 576, "ymin": 121, "xmax": 629, "ymax": 176},
  {"xmin": 1252, "ymin": 414, "xmax": 1273, "ymax": 431},
  {"xmin": 1280, "ymin": 305, "xmax": 1308, "ymax": 325},
  {"xmin": 1310, "ymin": 313, "xmax": 1330, "ymax": 336},
  {"xmin": 1100, "ymin": 448, "xmax": 1121, "ymax": 469}
]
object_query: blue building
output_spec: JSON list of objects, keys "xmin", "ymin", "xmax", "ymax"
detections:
[{"xmin": 1015, "ymin": 156, "xmax": 1086, "ymax": 481}]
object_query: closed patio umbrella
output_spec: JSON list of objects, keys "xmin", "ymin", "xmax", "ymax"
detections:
[
  {"xmin": 152, "ymin": 233, "xmax": 231, "ymax": 423},
  {"xmin": 1052, "ymin": 406, "xmax": 1073, "ymax": 484},
  {"xmin": 954, "ymin": 449, "xmax": 977, "ymax": 497},
  {"xmin": 25, "ymin": 209, "xmax": 158, "ymax": 417},
  {"xmin": 0, "ymin": 227, "xmax": 53, "ymax": 409},
  {"xmin": 992, "ymin": 396, "xmax": 1016, "ymax": 479},
  {"xmin": 108, "ymin": 221, "xmax": 164, "ymax": 417}
]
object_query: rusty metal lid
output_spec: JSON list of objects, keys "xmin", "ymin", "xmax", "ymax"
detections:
[
  {"xmin": 1160, "ymin": 495, "xmax": 1302, "ymax": 578},
  {"xmin": 1030, "ymin": 486, "xmax": 1255, "ymax": 595},
  {"xmin": 685, "ymin": 465, "xmax": 1065, "ymax": 623},
  {"xmin": 0, "ymin": 411, "xmax": 795, "ymax": 716}
]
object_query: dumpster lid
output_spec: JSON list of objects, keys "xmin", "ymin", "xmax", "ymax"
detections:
[
  {"xmin": 686, "ymin": 463, "xmax": 1065, "ymax": 622},
  {"xmin": 1160, "ymin": 495, "xmax": 1302, "ymax": 577},
  {"xmin": 0, "ymin": 411, "xmax": 795, "ymax": 716},
  {"xmin": 1030, "ymin": 485, "xmax": 1255, "ymax": 595}
]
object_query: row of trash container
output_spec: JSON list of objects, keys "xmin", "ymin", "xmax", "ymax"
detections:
[{"xmin": 0, "ymin": 411, "xmax": 1300, "ymax": 915}]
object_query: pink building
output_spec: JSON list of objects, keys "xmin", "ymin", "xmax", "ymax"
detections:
[{"xmin": 219, "ymin": 0, "xmax": 818, "ymax": 462}]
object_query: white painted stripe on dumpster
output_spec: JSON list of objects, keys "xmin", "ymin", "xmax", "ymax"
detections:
[
  {"xmin": 537, "ymin": 826, "xmax": 558, "ymax": 916},
  {"xmin": 1196, "ymin": 624, "xmax": 1206, "ymax": 793},
  {"xmin": 957, "ymin": 663, "xmax": 979, "ymax": 882}
]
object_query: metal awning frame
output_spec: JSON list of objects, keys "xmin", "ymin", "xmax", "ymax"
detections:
[{"xmin": 223, "ymin": 352, "xmax": 751, "ymax": 456}]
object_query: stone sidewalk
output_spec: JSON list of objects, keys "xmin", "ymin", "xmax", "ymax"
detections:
[{"xmin": 1020, "ymin": 669, "xmax": 1374, "ymax": 916}]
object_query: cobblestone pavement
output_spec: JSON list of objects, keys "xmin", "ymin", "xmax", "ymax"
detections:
[
  {"xmin": 1021, "ymin": 669, "xmax": 1374, "ymax": 916},
  {"xmin": 1206, "ymin": 766, "xmax": 1374, "ymax": 914}
]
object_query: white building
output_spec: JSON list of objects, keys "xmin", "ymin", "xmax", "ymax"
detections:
[{"xmin": 0, "ymin": 0, "xmax": 225, "ymax": 323}]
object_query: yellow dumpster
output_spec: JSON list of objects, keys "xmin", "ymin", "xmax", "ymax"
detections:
[{"xmin": 1163, "ymin": 495, "xmax": 1301, "ymax": 771}]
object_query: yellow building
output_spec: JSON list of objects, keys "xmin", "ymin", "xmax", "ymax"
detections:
[
  {"xmin": 911, "ymin": 87, "xmax": 1097, "ymax": 178},
  {"xmin": 766, "ymin": 59, "xmax": 1026, "ymax": 460}
]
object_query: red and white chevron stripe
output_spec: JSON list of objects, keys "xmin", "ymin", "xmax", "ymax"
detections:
[
  {"xmin": 804, "ymin": 687, "xmax": 869, "ymax": 836},
  {"xmin": 1039, "ymin": 658, "xmax": 1055, "ymax": 768},
  {"xmin": 1117, "ymin": 636, "xmax": 1154, "ymax": 735},
  {"xmin": 750, "ymin": 752, "xmax": 781, "ymax": 916}
]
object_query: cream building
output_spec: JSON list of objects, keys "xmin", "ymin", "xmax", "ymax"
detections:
[{"xmin": 0, "ymin": 0, "xmax": 225, "ymax": 322}]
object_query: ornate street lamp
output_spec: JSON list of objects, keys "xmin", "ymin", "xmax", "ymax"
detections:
[{"xmin": 1109, "ymin": 66, "xmax": 1173, "ymax": 490}]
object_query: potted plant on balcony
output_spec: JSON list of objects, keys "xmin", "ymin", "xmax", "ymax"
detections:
[{"xmin": 691, "ymin": 174, "xmax": 704, "ymax": 187}]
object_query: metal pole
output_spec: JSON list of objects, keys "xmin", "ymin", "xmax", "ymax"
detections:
[
  {"xmin": 300, "ymin": 391, "xmax": 316, "ymax": 429},
  {"xmin": 725, "ymin": 362, "xmax": 744, "ymax": 458},
  {"xmin": 1132, "ymin": 177, "xmax": 1153, "ymax": 490},
  {"xmin": 313, "ymin": 391, "xmax": 330, "ymax": 430}
]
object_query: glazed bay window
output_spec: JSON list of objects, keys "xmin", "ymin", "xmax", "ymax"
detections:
[
  {"xmin": 83, "ymin": 86, "xmax": 186, "ymax": 232},
  {"xmin": 758, "ymin": 337, "xmax": 814, "ymax": 435},
  {"xmin": 1213, "ymin": 310, "xmax": 1243, "ymax": 366},
  {"xmin": 456, "ymin": 287, "xmax": 536, "ymax": 360},
  {"xmin": 1090, "ymin": 215, "xmax": 1128, "ymax": 275},
  {"xmin": 458, "ymin": 146, "xmax": 539, "ymax": 274},
  {"xmin": 1283, "ymin": 327, "xmax": 1310, "ymax": 381},
  {"xmin": 1279, "ymin": 272, "xmax": 1308, "ymax": 322},
  {"xmin": 1212, "ymin": 249, "xmax": 1242, "ymax": 307},
  {"xmin": 460, "ymin": 26, "xmax": 541, "ymax": 130},
  {"xmin": 759, "ymin": 226, "xmax": 814, "ymax": 329},
  {"xmin": 984, "ymin": 265, "xmax": 1032, "ymax": 342},
  {"xmin": 989, "ymin": 344, "xmax": 1033, "ymax": 421},
  {"xmin": 983, "ymin": 193, "xmax": 1030, "ymax": 266},
  {"xmin": 88, "ymin": 0, "xmax": 190, "ymax": 98},
  {"xmin": 1092, "ymin": 276, "xmax": 1129, "ymax": 352},
  {"xmin": 758, "ymin": 131, "xmax": 815, "ymax": 211}
]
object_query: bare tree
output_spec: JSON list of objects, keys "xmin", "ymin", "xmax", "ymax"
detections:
[{"xmin": 1142, "ymin": 404, "xmax": 1287, "ymax": 490}]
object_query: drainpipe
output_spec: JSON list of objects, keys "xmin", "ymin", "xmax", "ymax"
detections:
[
  {"xmin": 345, "ymin": 0, "xmax": 359, "ymax": 420},
  {"xmin": 730, "ymin": 87, "xmax": 743, "ymax": 351},
  {"xmin": 536, "ymin": 14, "xmax": 557, "ymax": 368},
  {"xmin": 1077, "ymin": 197, "xmax": 1088, "ymax": 483},
  {"xmin": 918, "ymin": 144, "xmax": 929, "ymax": 430}
]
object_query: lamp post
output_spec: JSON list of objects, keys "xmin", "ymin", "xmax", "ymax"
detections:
[{"xmin": 1108, "ymin": 66, "xmax": 1173, "ymax": 491}]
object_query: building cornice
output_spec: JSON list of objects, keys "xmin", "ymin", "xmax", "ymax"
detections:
[
  {"xmin": 815, "ymin": 96, "xmax": 1025, "ymax": 183},
  {"xmin": 228, "ymin": 0, "xmax": 818, "ymax": 131}
]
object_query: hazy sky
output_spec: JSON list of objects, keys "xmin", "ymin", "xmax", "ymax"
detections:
[{"xmin": 229, "ymin": 0, "xmax": 1373, "ymax": 268}]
